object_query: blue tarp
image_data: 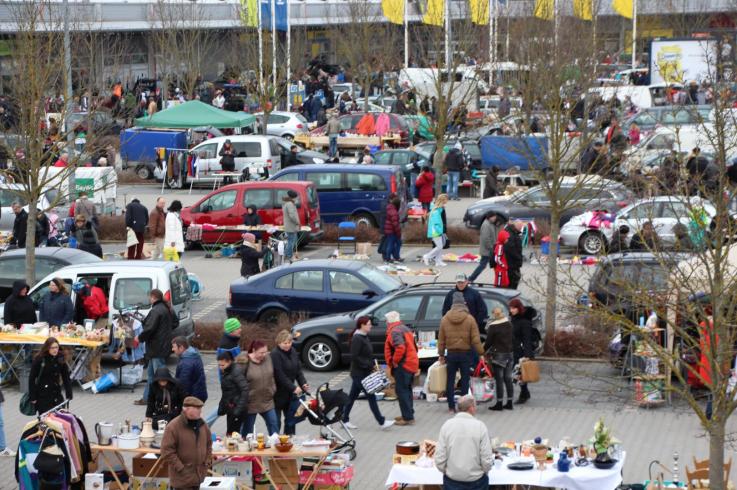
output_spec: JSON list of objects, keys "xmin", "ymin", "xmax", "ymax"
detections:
[{"xmin": 480, "ymin": 135, "xmax": 549, "ymax": 171}]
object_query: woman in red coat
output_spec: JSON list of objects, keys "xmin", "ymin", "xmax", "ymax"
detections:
[
  {"xmin": 492, "ymin": 228, "xmax": 510, "ymax": 287},
  {"xmin": 382, "ymin": 197, "xmax": 402, "ymax": 263},
  {"xmin": 415, "ymin": 167, "xmax": 435, "ymax": 211}
]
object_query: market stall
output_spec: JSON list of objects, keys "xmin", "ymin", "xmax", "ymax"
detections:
[
  {"xmin": 185, "ymin": 224, "xmax": 312, "ymax": 258},
  {"xmin": 294, "ymin": 134, "xmax": 401, "ymax": 152}
]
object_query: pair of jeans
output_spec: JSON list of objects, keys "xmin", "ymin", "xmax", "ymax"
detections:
[
  {"xmin": 242, "ymin": 409, "xmax": 279, "ymax": 436},
  {"xmin": 445, "ymin": 351, "xmax": 472, "ymax": 410},
  {"xmin": 423, "ymin": 236, "xmax": 445, "ymax": 264},
  {"xmin": 0, "ymin": 403, "xmax": 6, "ymax": 450},
  {"xmin": 442, "ymin": 474, "xmax": 489, "ymax": 490},
  {"xmin": 329, "ymin": 135, "xmax": 338, "ymax": 157},
  {"xmin": 467, "ymin": 255, "xmax": 490, "ymax": 282},
  {"xmin": 205, "ymin": 408, "xmax": 219, "ymax": 427},
  {"xmin": 393, "ymin": 366, "xmax": 414, "ymax": 421},
  {"xmin": 383, "ymin": 234, "xmax": 401, "ymax": 261},
  {"xmin": 142, "ymin": 357, "xmax": 167, "ymax": 399},
  {"xmin": 491, "ymin": 353, "xmax": 514, "ymax": 403},
  {"xmin": 343, "ymin": 375, "xmax": 385, "ymax": 425},
  {"xmin": 285, "ymin": 232, "xmax": 297, "ymax": 261},
  {"xmin": 277, "ymin": 396, "xmax": 306, "ymax": 435},
  {"xmin": 447, "ymin": 171, "xmax": 460, "ymax": 199}
]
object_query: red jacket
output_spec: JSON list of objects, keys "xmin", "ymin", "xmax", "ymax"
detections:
[
  {"xmin": 383, "ymin": 203, "xmax": 401, "ymax": 237},
  {"xmin": 82, "ymin": 286, "xmax": 109, "ymax": 319},
  {"xmin": 384, "ymin": 323, "xmax": 419, "ymax": 374},
  {"xmin": 415, "ymin": 171, "xmax": 435, "ymax": 204},
  {"xmin": 493, "ymin": 228, "xmax": 510, "ymax": 287}
]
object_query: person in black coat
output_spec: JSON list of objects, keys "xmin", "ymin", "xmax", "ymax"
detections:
[
  {"xmin": 509, "ymin": 299, "xmax": 536, "ymax": 404},
  {"xmin": 503, "ymin": 221, "xmax": 524, "ymax": 289},
  {"xmin": 10, "ymin": 203, "xmax": 27, "ymax": 248},
  {"xmin": 219, "ymin": 140, "xmax": 236, "ymax": 172},
  {"xmin": 136, "ymin": 289, "xmax": 173, "ymax": 405},
  {"xmin": 39, "ymin": 278, "xmax": 74, "ymax": 327},
  {"xmin": 242, "ymin": 205, "xmax": 262, "ymax": 241},
  {"xmin": 240, "ymin": 233, "xmax": 267, "ymax": 278},
  {"xmin": 29, "ymin": 337, "xmax": 72, "ymax": 414},
  {"xmin": 342, "ymin": 316, "xmax": 393, "ymax": 429},
  {"xmin": 441, "ymin": 274, "xmax": 488, "ymax": 335},
  {"xmin": 125, "ymin": 198, "xmax": 149, "ymax": 260},
  {"xmin": 271, "ymin": 331, "xmax": 309, "ymax": 435},
  {"xmin": 484, "ymin": 308, "xmax": 515, "ymax": 411},
  {"xmin": 145, "ymin": 367, "xmax": 186, "ymax": 426},
  {"xmin": 3, "ymin": 280, "xmax": 37, "ymax": 327},
  {"xmin": 78, "ymin": 227, "xmax": 103, "ymax": 258},
  {"xmin": 216, "ymin": 351, "xmax": 249, "ymax": 435},
  {"xmin": 608, "ymin": 225, "xmax": 630, "ymax": 254}
]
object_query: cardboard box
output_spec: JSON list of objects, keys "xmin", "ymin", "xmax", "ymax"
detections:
[
  {"xmin": 356, "ymin": 242, "xmax": 372, "ymax": 256},
  {"xmin": 268, "ymin": 458, "xmax": 299, "ymax": 485},
  {"xmin": 132, "ymin": 455, "xmax": 169, "ymax": 478},
  {"xmin": 212, "ymin": 459, "xmax": 253, "ymax": 488},
  {"xmin": 199, "ymin": 477, "xmax": 236, "ymax": 490}
]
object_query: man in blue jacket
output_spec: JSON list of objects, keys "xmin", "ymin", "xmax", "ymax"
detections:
[{"xmin": 172, "ymin": 336, "xmax": 208, "ymax": 403}]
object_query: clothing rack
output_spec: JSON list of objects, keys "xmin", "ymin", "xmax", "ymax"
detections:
[
  {"xmin": 155, "ymin": 147, "xmax": 191, "ymax": 193},
  {"xmin": 38, "ymin": 400, "xmax": 70, "ymax": 420}
]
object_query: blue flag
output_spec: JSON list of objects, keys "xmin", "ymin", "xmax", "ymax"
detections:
[{"xmin": 260, "ymin": 0, "xmax": 288, "ymax": 31}]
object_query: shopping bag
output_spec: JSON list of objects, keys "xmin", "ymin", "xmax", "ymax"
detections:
[
  {"xmin": 470, "ymin": 358, "xmax": 495, "ymax": 403},
  {"xmin": 520, "ymin": 359, "xmax": 540, "ymax": 383},
  {"xmin": 126, "ymin": 227, "xmax": 139, "ymax": 247},
  {"xmin": 426, "ymin": 361, "xmax": 447, "ymax": 394},
  {"xmin": 361, "ymin": 361, "xmax": 390, "ymax": 394},
  {"xmin": 121, "ymin": 364, "xmax": 144, "ymax": 385}
]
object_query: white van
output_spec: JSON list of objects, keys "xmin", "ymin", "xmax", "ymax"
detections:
[{"xmin": 0, "ymin": 261, "xmax": 194, "ymax": 339}]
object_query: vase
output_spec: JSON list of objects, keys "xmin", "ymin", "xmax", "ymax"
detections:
[
  {"xmin": 140, "ymin": 420, "xmax": 155, "ymax": 447},
  {"xmin": 533, "ymin": 445, "xmax": 548, "ymax": 470}
]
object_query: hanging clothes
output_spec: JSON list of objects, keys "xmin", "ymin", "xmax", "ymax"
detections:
[
  {"xmin": 355, "ymin": 113, "xmax": 376, "ymax": 135},
  {"xmin": 166, "ymin": 152, "xmax": 174, "ymax": 180},
  {"xmin": 375, "ymin": 113, "xmax": 391, "ymax": 137}
]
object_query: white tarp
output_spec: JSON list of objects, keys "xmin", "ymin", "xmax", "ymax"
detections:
[
  {"xmin": 649, "ymin": 38, "xmax": 718, "ymax": 85},
  {"xmin": 42, "ymin": 167, "xmax": 117, "ymax": 205}
]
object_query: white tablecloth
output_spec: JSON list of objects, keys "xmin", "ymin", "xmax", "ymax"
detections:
[{"xmin": 385, "ymin": 453, "xmax": 625, "ymax": 490}]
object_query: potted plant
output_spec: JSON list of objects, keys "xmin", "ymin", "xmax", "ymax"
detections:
[{"xmin": 590, "ymin": 418, "xmax": 619, "ymax": 469}]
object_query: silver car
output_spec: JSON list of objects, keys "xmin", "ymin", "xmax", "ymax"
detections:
[{"xmin": 256, "ymin": 111, "xmax": 309, "ymax": 140}]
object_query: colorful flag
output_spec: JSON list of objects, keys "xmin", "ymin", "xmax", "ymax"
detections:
[
  {"xmin": 469, "ymin": 0, "xmax": 488, "ymax": 25},
  {"xmin": 422, "ymin": 0, "xmax": 444, "ymax": 26},
  {"xmin": 240, "ymin": 0, "xmax": 259, "ymax": 27},
  {"xmin": 573, "ymin": 0, "xmax": 593, "ymax": 20},
  {"xmin": 382, "ymin": 0, "xmax": 404, "ymax": 25},
  {"xmin": 260, "ymin": 0, "xmax": 288, "ymax": 31},
  {"xmin": 612, "ymin": 0, "xmax": 633, "ymax": 18},
  {"xmin": 533, "ymin": 0, "xmax": 553, "ymax": 20}
]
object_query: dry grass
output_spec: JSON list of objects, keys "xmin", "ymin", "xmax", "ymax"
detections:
[{"xmin": 98, "ymin": 215, "xmax": 127, "ymax": 241}]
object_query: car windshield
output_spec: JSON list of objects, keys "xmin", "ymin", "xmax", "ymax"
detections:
[
  {"xmin": 359, "ymin": 264, "xmax": 403, "ymax": 292},
  {"xmin": 609, "ymin": 262, "xmax": 670, "ymax": 291}
]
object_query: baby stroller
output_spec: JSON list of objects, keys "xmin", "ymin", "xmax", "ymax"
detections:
[{"xmin": 297, "ymin": 383, "xmax": 357, "ymax": 460}]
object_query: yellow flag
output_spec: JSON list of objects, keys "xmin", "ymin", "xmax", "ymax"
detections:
[
  {"xmin": 240, "ymin": 0, "xmax": 258, "ymax": 27},
  {"xmin": 533, "ymin": 0, "xmax": 554, "ymax": 21},
  {"xmin": 382, "ymin": 0, "xmax": 405, "ymax": 25},
  {"xmin": 423, "ymin": 0, "xmax": 444, "ymax": 26},
  {"xmin": 469, "ymin": 0, "xmax": 489, "ymax": 25},
  {"xmin": 612, "ymin": 0, "xmax": 633, "ymax": 18},
  {"xmin": 573, "ymin": 0, "xmax": 593, "ymax": 20}
]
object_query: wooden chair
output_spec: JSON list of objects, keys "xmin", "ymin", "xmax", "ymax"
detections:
[{"xmin": 687, "ymin": 457, "xmax": 734, "ymax": 489}]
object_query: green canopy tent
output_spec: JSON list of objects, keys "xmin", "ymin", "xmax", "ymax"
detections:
[{"xmin": 135, "ymin": 100, "xmax": 256, "ymax": 129}]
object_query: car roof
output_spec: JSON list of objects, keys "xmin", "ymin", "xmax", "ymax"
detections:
[
  {"xmin": 599, "ymin": 251, "xmax": 691, "ymax": 264},
  {"xmin": 272, "ymin": 164, "xmax": 400, "ymax": 174},
  {"xmin": 233, "ymin": 259, "xmax": 366, "ymax": 284},
  {"xmin": 217, "ymin": 181, "xmax": 314, "ymax": 191},
  {"xmin": 399, "ymin": 282, "xmax": 521, "ymax": 299},
  {"xmin": 0, "ymin": 248, "xmax": 102, "ymax": 263},
  {"xmin": 53, "ymin": 260, "xmax": 183, "ymax": 273}
]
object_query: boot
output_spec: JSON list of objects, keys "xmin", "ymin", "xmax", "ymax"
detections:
[
  {"xmin": 504, "ymin": 401, "xmax": 513, "ymax": 410},
  {"xmin": 488, "ymin": 401, "xmax": 504, "ymax": 411},
  {"xmin": 517, "ymin": 387, "xmax": 530, "ymax": 405}
]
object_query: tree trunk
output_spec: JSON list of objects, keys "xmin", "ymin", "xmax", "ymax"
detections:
[
  {"xmin": 433, "ymin": 144, "xmax": 445, "ymax": 197},
  {"xmin": 262, "ymin": 107, "xmax": 270, "ymax": 135},
  {"xmin": 24, "ymin": 196, "xmax": 38, "ymax": 286},
  {"xmin": 708, "ymin": 419, "xmax": 726, "ymax": 490},
  {"xmin": 545, "ymin": 210, "xmax": 560, "ymax": 342}
]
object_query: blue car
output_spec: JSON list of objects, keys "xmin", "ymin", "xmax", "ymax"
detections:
[
  {"xmin": 226, "ymin": 259, "xmax": 404, "ymax": 322},
  {"xmin": 269, "ymin": 164, "xmax": 407, "ymax": 228}
]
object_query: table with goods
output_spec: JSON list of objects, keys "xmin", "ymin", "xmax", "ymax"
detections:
[
  {"xmin": 91, "ymin": 421, "xmax": 352, "ymax": 490},
  {"xmin": 294, "ymin": 133, "xmax": 401, "ymax": 151},
  {"xmin": 185, "ymin": 224, "xmax": 312, "ymax": 258},
  {"xmin": 385, "ymin": 420, "xmax": 626, "ymax": 490},
  {"xmin": 376, "ymin": 264, "xmax": 440, "ymax": 284}
]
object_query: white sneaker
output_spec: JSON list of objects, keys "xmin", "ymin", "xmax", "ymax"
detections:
[
  {"xmin": 422, "ymin": 257, "xmax": 430, "ymax": 266},
  {"xmin": 344, "ymin": 422, "xmax": 358, "ymax": 429},
  {"xmin": 436, "ymin": 261, "xmax": 448, "ymax": 267},
  {"xmin": 380, "ymin": 420, "xmax": 395, "ymax": 430},
  {"xmin": 0, "ymin": 448, "xmax": 16, "ymax": 457}
]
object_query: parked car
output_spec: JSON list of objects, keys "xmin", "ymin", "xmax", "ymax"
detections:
[
  {"xmin": 463, "ymin": 176, "xmax": 634, "ymax": 229},
  {"xmin": 227, "ymin": 259, "xmax": 403, "ymax": 323},
  {"xmin": 180, "ymin": 181, "xmax": 323, "ymax": 245},
  {"xmin": 270, "ymin": 164, "xmax": 407, "ymax": 228},
  {"xmin": 256, "ymin": 111, "xmax": 310, "ymax": 140},
  {"xmin": 272, "ymin": 137, "xmax": 329, "ymax": 167},
  {"xmin": 291, "ymin": 282, "xmax": 543, "ymax": 371},
  {"xmin": 622, "ymin": 125, "xmax": 713, "ymax": 175},
  {"xmin": 413, "ymin": 138, "xmax": 482, "ymax": 170},
  {"xmin": 478, "ymin": 95, "xmax": 523, "ymax": 116},
  {"xmin": 560, "ymin": 196, "xmax": 717, "ymax": 255},
  {"xmin": 0, "ymin": 248, "xmax": 102, "ymax": 302},
  {"xmin": 620, "ymin": 105, "xmax": 712, "ymax": 136},
  {"xmin": 310, "ymin": 112, "xmax": 411, "ymax": 147},
  {"xmin": 0, "ymin": 260, "xmax": 194, "ymax": 338},
  {"xmin": 373, "ymin": 149, "xmax": 429, "ymax": 192}
]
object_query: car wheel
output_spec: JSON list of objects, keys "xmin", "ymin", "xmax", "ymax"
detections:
[
  {"xmin": 258, "ymin": 307, "xmax": 288, "ymax": 324},
  {"xmin": 135, "ymin": 165, "xmax": 152, "ymax": 180},
  {"xmin": 302, "ymin": 336, "xmax": 339, "ymax": 371},
  {"xmin": 352, "ymin": 212, "xmax": 376, "ymax": 229},
  {"xmin": 579, "ymin": 231, "xmax": 605, "ymax": 255},
  {"xmin": 283, "ymin": 134, "xmax": 294, "ymax": 141}
]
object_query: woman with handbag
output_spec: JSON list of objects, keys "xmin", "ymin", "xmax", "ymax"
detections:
[
  {"xmin": 342, "ymin": 316, "xmax": 394, "ymax": 430},
  {"xmin": 509, "ymin": 299, "xmax": 535, "ymax": 405},
  {"xmin": 29, "ymin": 337, "xmax": 73, "ymax": 415},
  {"xmin": 484, "ymin": 308, "xmax": 515, "ymax": 411},
  {"xmin": 271, "ymin": 331, "xmax": 309, "ymax": 435}
]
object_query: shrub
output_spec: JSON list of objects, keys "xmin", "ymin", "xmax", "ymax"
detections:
[
  {"xmin": 117, "ymin": 169, "xmax": 150, "ymax": 185},
  {"xmin": 97, "ymin": 215, "xmax": 127, "ymax": 241},
  {"xmin": 192, "ymin": 314, "xmax": 307, "ymax": 351}
]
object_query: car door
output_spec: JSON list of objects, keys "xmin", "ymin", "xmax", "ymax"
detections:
[
  {"xmin": 110, "ymin": 274, "xmax": 154, "ymax": 320},
  {"xmin": 192, "ymin": 141, "xmax": 219, "ymax": 175},
  {"xmin": 243, "ymin": 188, "xmax": 275, "ymax": 225},
  {"xmin": 303, "ymin": 171, "xmax": 344, "ymax": 224},
  {"xmin": 327, "ymin": 270, "xmax": 374, "ymax": 313},
  {"xmin": 192, "ymin": 189, "xmax": 241, "ymax": 243},
  {"xmin": 374, "ymin": 152, "xmax": 393, "ymax": 166},
  {"xmin": 232, "ymin": 141, "xmax": 263, "ymax": 176},
  {"xmin": 364, "ymin": 293, "xmax": 424, "ymax": 356},
  {"xmin": 0, "ymin": 255, "xmax": 27, "ymax": 300},
  {"xmin": 345, "ymin": 171, "xmax": 387, "ymax": 220},
  {"xmin": 273, "ymin": 270, "xmax": 328, "ymax": 317},
  {"xmin": 615, "ymin": 200, "xmax": 659, "ymax": 237},
  {"xmin": 268, "ymin": 114, "xmax": 288, "ymax": 136},
  {"xmin": 655, "ymin": 199, "xmax": 689, "ymax": 244}
]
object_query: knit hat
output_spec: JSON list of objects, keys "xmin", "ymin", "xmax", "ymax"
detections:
[
  {"xmin": 224, "ymin": 317, "xmax": 241, "ymax": 334},
  {"xmin": 385, "ymin": 311, "xmax": 401, "ymax": 324},
  {"xmin": 287, "ymin": 190, "xmax": 298, "ymax": 199},
  {"xmin": 242, "ymin": 233, "xmax": 256, "ymax": 243},
  {"xmin": 183, "ymin": 396, "xmax": 204, "ymax": 408},
  {"xmin": 452, "ymin": 292, "xmax": 465, "ymax": 307}
]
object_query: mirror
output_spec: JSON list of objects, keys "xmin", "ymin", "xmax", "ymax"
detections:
[{"xmin": 362, "ymin": 289, "xmax": 377, "ymax": 298}]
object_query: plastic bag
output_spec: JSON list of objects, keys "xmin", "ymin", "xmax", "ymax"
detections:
[
  {"xmin": 470, "ymin": 359, "xmax": 495, "ymax": 403},
  {"xmin": 121, "ymin": 364, "xmax": 144, "ymax": 386}
]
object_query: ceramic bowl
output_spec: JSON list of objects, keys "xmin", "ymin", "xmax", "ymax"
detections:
[{"xmin": 275, "ymin": 442, "xmax": 293, "ymax": 453}]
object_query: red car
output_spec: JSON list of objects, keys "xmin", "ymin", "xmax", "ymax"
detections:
[
  {"xmin": 310, "ymin": 112, "xmax": 411, "ymax": 147},
  {"xmin": 180, "ymin": 181, "xmax": 323, "ymax": 245}
]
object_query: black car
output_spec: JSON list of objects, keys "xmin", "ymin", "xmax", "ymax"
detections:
[
  {"xmin": 463, "ymin": 178, "xmax": 634, "ymax": 229},
  {"xmin": 291, "ymin": 282, "xmax": 543, "ymax": 371},
  {"xmin": 0, "ymin": 248, "xmax": 103, "ymax": 301}
]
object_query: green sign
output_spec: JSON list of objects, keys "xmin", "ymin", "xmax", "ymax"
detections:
[{"xmin": 75, "ymin": 178, "xmax": 95, "ymax": 198}]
